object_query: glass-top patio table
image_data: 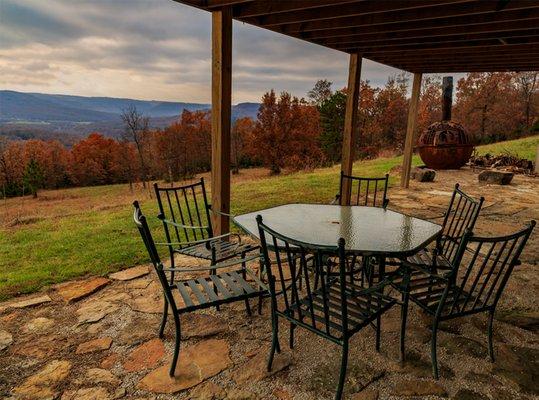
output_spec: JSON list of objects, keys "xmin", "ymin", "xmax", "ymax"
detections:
[{"xmin": 233, "ymin": 203, "xmax": 442, "ymax": 257}]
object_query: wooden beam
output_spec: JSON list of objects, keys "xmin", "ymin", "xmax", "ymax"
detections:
[
  {"xmin": 246, "ymin": 0, "xmax": 466, "ymax": 26},
  {"xmin": 322, "ymin": 27, "xmax": 539, "ymax": 47},
  {"xmin": 211, "ymin": 7, "xmax": 232, "ymax": 235},
  {"xmin": 278, "ymin": 1, "xmax": 537, "ymax": 33},
  {"xmin": 233, "ymin": 0, "xmax": 356, "ymax": 18},
  {"xmin": 401, "ymin": 73, "xmax": 422, "ymax": 189},
  {"xmin": 340, "ymin": 53, "xmax": 362, "ymax": 205},
  {"xmin": 312, "ymin": 16, "xmax": 539, "ymax": 43}
]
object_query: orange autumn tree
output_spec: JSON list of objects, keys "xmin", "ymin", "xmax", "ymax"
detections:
[
  {"xmin": 454, "ymin": 73, "xmax": 522, "ymax": 143},
  {"xmin": 249, "ymin": 90, "xmax": 323, "ymax": 174},
  {"xmin": 231, "ymin": 117, "xmax": 255, "ymax": 174},
  {"xmin": 70, "ymin": 133, "xmax": 130, "ymax": 186}
]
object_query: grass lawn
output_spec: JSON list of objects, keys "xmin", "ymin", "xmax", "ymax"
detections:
[
  {"xmin": 0, "ymin": 136, "xmax": 537, "ymax": 301},
  {"xmin": 475, "ymin": 135, "xmax": 538, "ymax": 160}
]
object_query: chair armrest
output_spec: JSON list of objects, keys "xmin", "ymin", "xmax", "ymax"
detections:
[
  {"xmin": 155, "ymin": 233, "xmax": 235, "ymax": 248},
  {"xmin": 208, "ymin": 204, "xmax": 235, "ymax": 218},
  {"xmin": 401, "ymin": 260, "xmax": 452, "ymax": 281}
]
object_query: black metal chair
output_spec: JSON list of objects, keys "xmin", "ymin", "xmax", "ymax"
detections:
[
  {"xmin": 154, "ymin": 179, "xmax": 259, "ymax": 329},
  {"xmin": 133, "ymin": 201, "xmax": 267, "ymax": 377},
  {"xmin": 401, "ymin": 221, "xmax": 536, "ymax": 379},
  {"xmin": 387, "ymin": 183, "xmax": 484, "ymax": 274},
  {"xmin": 257, "ymin": 215, "xmax": 397, "ymax": 400},
  {"xmin": 333, "ymin": 171, "xmax": 389, "ymax": 208}
]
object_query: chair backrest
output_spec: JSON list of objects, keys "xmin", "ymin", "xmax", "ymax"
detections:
[
  {"xmin": 154, "ymin": 178, "xmax": 213, "ymax": 248},
  {"xmin": 441, "ymin": 221, "xmax": 535, "ymax": 317},
  {"xmin": 438, "ymin": 183, "xmax": 484, "ymax": 262},
  {"xmin": 257, "ymin": 215, "xmax": 349, "ymax": 341},
  {"xmin": 339, "ymin": 172, "xmax": 389, "ymax": 208}
]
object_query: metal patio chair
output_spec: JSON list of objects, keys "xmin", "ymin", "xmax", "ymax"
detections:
[
  {"xmin": 257, "ymin": 215, "xmax": 398, "ymax": 400},
  {"xmin": 330, "ymin": 172, "xmax": 390, "ymax": 288},
  {"xmin": 400, "ymin": 221, "xmax": 536, "ymax": 379},
  {"xmin": 386, "ymin": 183, "xmax": 484, "ymax": 276},
  {"xmin": 133, "ymin": 201, "xmax": 267, "ymax": 377},
  {"xmin": 333, "ymin": 171, "xmax": 390, "ymax": 208},
  {"xmin": 154, "ymin": 179, "xmax": 258, "ymax": 328}
]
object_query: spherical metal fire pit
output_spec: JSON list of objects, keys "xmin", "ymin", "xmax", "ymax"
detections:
[
  {"xmin": 417, "ymin": 120, "xmax": 474, "ymax": 170},
  {"xmin": 417, "ymin": 76, "xmax": 474, "ymax": 170}
]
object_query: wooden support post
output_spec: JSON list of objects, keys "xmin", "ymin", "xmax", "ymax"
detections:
[
  {"xmin": 211, "ymin": 7, "xmax": 232, "ymax": 235},
  {"xmin": 400, "ymin": 72, "xmax": 422, "ymax": 188},
  {"xmin": 340, "ymin": 52, "xmax": 362, "ymax": 205}
]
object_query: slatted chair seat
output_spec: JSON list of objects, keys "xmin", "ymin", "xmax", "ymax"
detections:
[
  {"xmin": 175, "ymin": 239, "xmax": 257, "ymax": 262},
  {"xmin": 288, "ymin": 280, "xmax": 397, "ymax": 340},
  {"xmin": 386, "ymin": 248, "xmax": 452, "ymax": 270},
  {"xmin": 408, "ymin": 281, "xmax": 476, "ymax": 316},
  {"xmin": 173, "ymin": 270, "xmax": 265, "ymax": 313}
]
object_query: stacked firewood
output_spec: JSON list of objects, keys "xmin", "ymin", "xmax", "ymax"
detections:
[{"xmin": 468, "ymin": 152, "xmax": 535, "ymax": 175}]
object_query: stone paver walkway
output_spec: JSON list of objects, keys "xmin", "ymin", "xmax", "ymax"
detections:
[{"xmin": 1, "ymin": 168, "xmax": 538, "ymax": 399}]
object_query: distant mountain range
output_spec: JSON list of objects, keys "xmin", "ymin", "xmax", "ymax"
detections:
[{"xmin": 0, "ymin": 90, "xmax": 260, "ymax": 143}]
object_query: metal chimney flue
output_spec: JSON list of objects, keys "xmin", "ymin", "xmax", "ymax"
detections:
[{"xmin": 442, "ymin": 76, "xmax": 453, "ymax": 121}]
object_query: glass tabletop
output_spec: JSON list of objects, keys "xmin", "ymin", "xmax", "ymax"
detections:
[{"xmin": 233, "ymin": 203, "xmax": 442, "ymax": 256}]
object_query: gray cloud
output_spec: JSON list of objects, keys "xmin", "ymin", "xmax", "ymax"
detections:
[{"xmin": 0, "ymin": 0, "xmax": 406, "ymax": 103}]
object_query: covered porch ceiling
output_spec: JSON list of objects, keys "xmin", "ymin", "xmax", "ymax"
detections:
[
  {"xmin": 174, "ymin": 0, "xmax": 538, "ymax": 235},
  {"xmin": 178, "ymin": 0, "xmax": 539, "ymax": 73}
]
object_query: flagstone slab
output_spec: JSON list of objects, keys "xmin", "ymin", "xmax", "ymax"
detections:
[
  {"xmin": 183, "ymin": 313, "xmax": 228, "ymax": 338},
  {"xmin": 12, "ymin": 334, "xmax": 73, "ymax": 359},
  {"xmin": 100, "ymin": 352, "xmax": 119, "ymax": 369},
  {"xmin": 76, "ymin": 300, "xmax": 119, "ymax": 324},
  {"xmin": 123, "ymin": 338, "xmax": 165, "ymax": 373},
  {"xmin": 76, "ymin": 337, "xmax": 113, "ymax": 354},
  {"xmin": 12, "ymin": 359, "xmax": 71, "ymax": 399},
  {"xmin": 117, "ymin": 317, "xmax": 158, "ymax": 346},
  {"xmin": 391, "ymin": 379, "xmax": 447, "ymax": 397},
  {"xmin": 137, "ymin": 338, "xmax": 231, "ymax": 394},
  {"xmin": 0, "ymin": 329, "xmax": 13, "ymax": 351},
  {"xmin": 0, "ymin": 294, "xmax": 52, "ymax": 313},
  {"xmin": 85, "ymin": 368, "xmax": 121, "ymax": 386},
  {"xmin": 109, "ymin": 265, "xmax": 150, "ymax": 281},
  {"xmin": 190, "ymin": 381, "xmax": 226, "ymax": 400},
  {"xmin": 61, "ymin": 387, "xmax": 110, "ymax": 400},
  {"xmin": 23, "ymin": 317, "xmax": 55, "ymax": 334},
  {"xmin": 233, "ymin": 351, "xmax": 291, "ymax": 384},
  {"xmin": 55, "ymin": 277, "xmax": 110, "ymax": 303}
]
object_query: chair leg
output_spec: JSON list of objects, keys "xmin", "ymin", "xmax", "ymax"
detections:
[
  {"xmin": 431, "ymin": 319, "xmax": 439, "ymax": 380},
  {"xmin": 400, "ymin": 271, "xmax": 411, "ymax": 363},
  {"xmin": 267, "ymin": 312, "xmax": 280, "ymax": 371},
  {"xmin": 258, "ymin": 258, "xmax": 265, "ymax": 315},
  {"xmin": 488, "ymin": 309, "xmax": 495, "ymax": 362},
  {"xmin": 335, "ymin": 340, "xmax": 349, "ymax": 400},
  {"xmin": 210, "ymin": 267, "xmax": 220, "ymax": 312},
  {"xmin": 289, "ymin": 322, "xmax": 295, "ymax": 349},
  {"xmin": 169, "ymin": 313, "xmax": 181, "ymax": 377},
  {"xmin": 158, "ymin": 298, "xmax": 168, "ymax": 338},
  {"xmin": 375, "ymin": 316, "xmax": 381, "ymax": 352},
  {"xmin": 241, "ymin": 255, "xmax": 252, "ymax": 317}
]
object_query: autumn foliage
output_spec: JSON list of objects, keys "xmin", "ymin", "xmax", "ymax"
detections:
[{"xmin": 0, "ymin": 72, "xmax": 536, "ymax": 197}]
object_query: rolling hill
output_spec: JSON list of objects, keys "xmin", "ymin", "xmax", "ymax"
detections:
[{"xmin": 0, "ymin": 90, "xmax": 260, "ymax": 141}]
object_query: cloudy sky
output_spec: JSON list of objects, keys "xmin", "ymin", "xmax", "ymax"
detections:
[{"xmin": 0, "ymin": 0, "xmax": 406, "ymax": 103}]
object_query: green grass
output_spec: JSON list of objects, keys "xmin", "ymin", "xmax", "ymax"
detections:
[
  {"xmin": 475, "ymin": 135, "xmax": 538, "ymax": 160},
  {"xmin": 0, "ymin": 136, "xmax": 536, "ymax": 301}
]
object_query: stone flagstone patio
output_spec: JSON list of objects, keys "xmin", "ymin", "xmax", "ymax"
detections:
[{"xmin": 1, "ymin": 168, "xmax": 538, "ymax": 399}]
